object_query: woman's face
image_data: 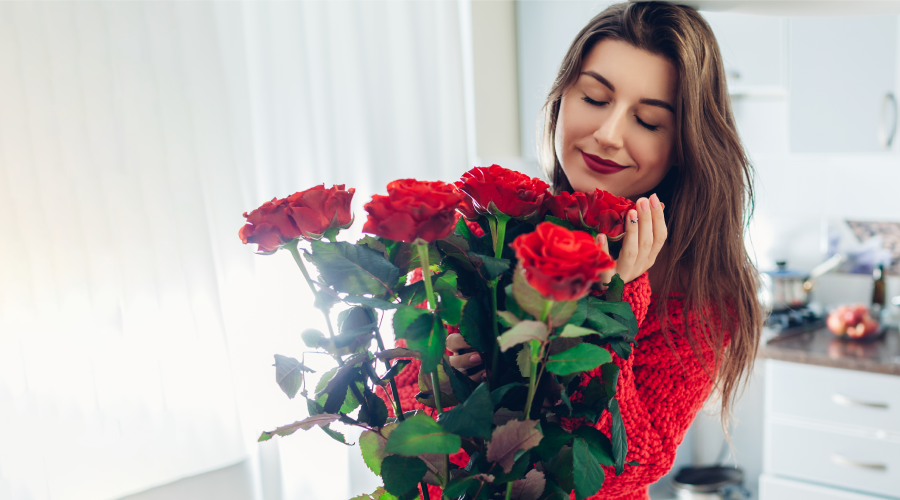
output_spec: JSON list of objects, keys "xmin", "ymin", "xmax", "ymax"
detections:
[{"xmin": 555, "ymin": 39, "xmax": 678, "ymax": 200}]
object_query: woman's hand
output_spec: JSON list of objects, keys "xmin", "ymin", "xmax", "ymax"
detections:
[
  {"xmin": 447, "ymin": 333, "xmax": 485, "ymax": 382},
  {"xmin": 598, "ymin": 193, "xmax": 667, "ymax": 285}
]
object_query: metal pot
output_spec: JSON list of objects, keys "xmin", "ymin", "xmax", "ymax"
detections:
[
  {"xmin": 760, "ymin": 255, "xmax": 843, "ymax": 312},
  {"xmin": 672, "ymin": 466, "xmax": 748, "ymax": 500}
]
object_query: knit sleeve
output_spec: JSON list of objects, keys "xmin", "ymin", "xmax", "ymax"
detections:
[
  {"xmin": 562, "ymin": 297, "xmax": 727, "ymax": 500},
  {"xmin": 620, "ymin": 272, "xmax": 652, "ymax": 328}
]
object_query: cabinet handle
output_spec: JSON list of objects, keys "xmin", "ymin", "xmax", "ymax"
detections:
[
  {"xmin": 878, "ymin": 92, "xmax": 897, "ymax": 149},
  {"xmin": 831, "ymin": 393, "xmax": 889, "ymax": 410},
  {"xmin": 832, "ymin": 454, "xmax": 887, "ymax": 472}
]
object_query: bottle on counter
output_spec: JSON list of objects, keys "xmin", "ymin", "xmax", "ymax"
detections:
[{"xmin": 871, "ymin": 263, "xmax": 885, "ymax": 315}]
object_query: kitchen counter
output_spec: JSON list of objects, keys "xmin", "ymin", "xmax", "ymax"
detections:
[{"xmin": 760, "ymin": 326, "xmax": 900, "ymax": 376}]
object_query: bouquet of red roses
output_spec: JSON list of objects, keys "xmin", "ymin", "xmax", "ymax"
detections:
[{"xmin": 240, "ymin": 166, "xmax": 639, "ymax": 500}]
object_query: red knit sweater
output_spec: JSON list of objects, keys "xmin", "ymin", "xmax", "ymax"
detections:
[{"xmin": 376, "ymin": 273, "xmax": 730, "ymax": 500}]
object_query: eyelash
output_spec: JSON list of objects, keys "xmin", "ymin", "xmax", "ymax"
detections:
[{"xmin": 581, "ymin": 96, "xmax": 659, "ymax": 132}]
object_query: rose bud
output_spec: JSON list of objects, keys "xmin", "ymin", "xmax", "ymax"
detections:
[
  {"xmin": 544, "ymin": 188, "xmax": 636, "ymax": 241},
  {"xmin": 362, "ymin": 179, "xmax": 463, "ymax": 243},
  {"xmin": 510, "ymin": 222, "xmax": 614, "ymax": 302},
  {"xmin": 239, "ymin": 197, "xmax": 302, "ymax": 253},
  {"xmin": 285, "ymin": 184, "xmax": 355, "ymax": 239},
  {"xmin": 456, "ymin": 165, "xmax": 550, "ymax": 219}
]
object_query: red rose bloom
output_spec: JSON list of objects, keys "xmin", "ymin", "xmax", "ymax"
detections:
[
  {"xmin": 453, "ymin": 211, "xmax": 486, "ymax": 238},
  {"xmin": 285, "ymin": 184, "xmax": 355, "ymax": 238},
  {"xmin": 544, "ymin": 188, "xmax": 635, "ymax": 240},
  {"xmin": 456, "ymin": 165, "xmax": 550, "ymax": 219},
  {"xmin": 363, "ymin": 179, "xmax": 463, "ymax": 242},
  {"xmin": 239, "ymin": 197, "xmax": 302, "ymax": 253},
  {"xmin": 510, "ymin": 222, "xmax": 614, "ymax": 301}
]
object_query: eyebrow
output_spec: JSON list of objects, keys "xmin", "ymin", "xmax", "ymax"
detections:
[{"xmin": 580, "ymin": 70, "xmax": 675, "ymax": 113}]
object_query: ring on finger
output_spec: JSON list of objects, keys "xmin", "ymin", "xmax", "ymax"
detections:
[{"xmin": 464, "ymin": 364, "xmax": 485, "ymax": 376}]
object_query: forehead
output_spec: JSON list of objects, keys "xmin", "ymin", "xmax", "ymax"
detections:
[{"xmin": 581, "ymin": 39, "xmax": 677, "ymax": 103}]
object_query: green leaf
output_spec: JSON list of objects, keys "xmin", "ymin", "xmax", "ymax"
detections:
[
  {"xmin": 511, "ymin": 268, "xmax": 548, "ymax": 318},
  {"xmin": 497, "ymin": 320, "xmax": 549, "ymax": 352},
  {"xmin": 419, "ymin": 452, "xmax": 448, "ymax": 486},
  {"xmin": 443, "ymin": 477, "xmax": 478, "ymax": 498},
  {"xmin": 468, "ymin": 252, "xmax": 511, "ymax": 280},
  {"xmin": 434, "ymin": 272, "xmax": 466, "ymax": 325},
  {"xmin": 504, "ymin": 284, "xmax": 532, "ymax": 320},
  {"xmin": 547, "ymin": 445, "xmax": 573, "ymax": 492},
  {"xmin": 558, "ymin": 324, "xmax": 599, "ymax": 338},
  {"xmin": 358, "ymin": 390, "xmax": 389, "ymax": 428},
  {"xmin": 357, "ymin": 235, "xmax": 388, "ymax": 257},
  {"xmin": 376, "ymin": 348, "xmax": 419, "ymax": 361},
  {"xmin": 339, "ymin": 306, "xmax": 378, "ymax": 336},
  {"xmin": 392, "ymin": 306, "xmax": 431, "ymax": 340},
  {"xmin": 442, "ymin": 357, "xmax": 476, "ymax": 403},
  {"xmin": 381, "ymin": 455, "xmax": 427, "ymax": 496},
  {"xmin": 492, "ymin": 449, "xmax": 533, "ymax": 483},
  {"xmin": 539, "ymin": 478, "xmax": 571, "ymax": 500},
  {"xmin": 600, "ymin": 364, "xmax": 620, "ymax": 399},
  {"xmin": 609, "ymin": 340, "xmax": 632, "ymax": 360},
  {"xmin": 604, "ymin": 274, "xmax": 625, "ymax": 302},
  {"xmin": 437, "ymin": 382, "xmax": 493, "ymax": 439},
  {"xmin": 308, "ymin": 240, "xmax": 401, "ymax": 296},
  {"xmin": 549, "ymin": 300, "xmax": 578, "ymax": 326},
  {"xmin": 486, "ymin": 419, "xmax": 543, "ymax": 473},
  {"xmin": 566, "ymin": 297, "xmax": 589, "ymax": 327},
  {"xmin": 584, "ymin": 302, "xmax": 629, "ymax": 337},
  {"xmin": 320, "ymin": 424, "xmax": 350, "ymax": 445},
  {"xmin": 609, "ymin": 398, "xmax": 628, "ymax": 475},
  {"xmin": 315, "ymin": 367, "xmax": 363, "ymax": 414},
  {"xmin": 490, "ymin": 383, "xmax": 521, "ymax": 407},
  {"xmin": 572, "ymin": 437, "xmax": 605, "ymax": 500},
  {"xmin": 359, "ymin": 423, "xmax": 397, "ymax": 475},
  {"xmin": 588, "ymin": 300, "xmax": 638, "ymax": 340},
  {"xmin": 573, "ymin": 426, "xmax": 614, "ymax": 466},
  {"xmin": 534, "ymin": 422, "xmax": 574, "ymax": 462},
  {"xmin": 516, "ymin": 346, "xmax": 531, "ymax": 377},
  {"xmin": 437, "ymin": 234, "xmax": 474, "ymax": 271},
  {"xmin": 511, "ymin": 469, "xmax": 546, "ymax": 500},
  {"xmin": 497, "ymin": 310, "xmax": 521, "ymax": 327},
  {"xmin": 344, "ymin": 295, "xmax": 400, "ymax": 309},
  {"xmin": 301, "ymin": 329, "xmax": 325, "ymax": 349},
  {"xmin": 544, "ymin": 215, "xmax": 577, "ymax": 231},
  {"xmin": 257, "ymin": 413, "xmax": 341, "ymax": 441},
  {"xmin": 273, "ymin": 354, "xmax": 311, "ymax": 399},
  {"xmin": 545, "ymin": 344, "xmax": 612, "ymax": 376},
  {"xmin": 405, "ymin": 314, "xmax": 445, "ymax": 373},
  {"xmin": 384, "ymin": 412, "xmax": 462, "ymax": 456},
  {"xmin": 381, "ymin": 359, "xmax": 412, "ymax": 382},
  {"xmin": 459, "ymin": 299, "xmax": 491, "ymax": 353}
]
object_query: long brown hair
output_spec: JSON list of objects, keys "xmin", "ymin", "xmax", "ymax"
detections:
[{"xmin": 540, "ymin": 2, "xmax": 762, "ymax": 421}]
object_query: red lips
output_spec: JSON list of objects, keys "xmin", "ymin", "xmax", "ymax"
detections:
[{"xmin": 581, "ymin": 151, "xmax": 628, "ymax": 175}]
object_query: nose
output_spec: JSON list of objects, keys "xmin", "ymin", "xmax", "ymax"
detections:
[{"xmin": 593, "ymin": 105, "xmax": 626, "ymax": 151}]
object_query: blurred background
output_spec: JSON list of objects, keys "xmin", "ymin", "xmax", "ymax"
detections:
[{"xmin": 2, "ymin": 1, "xmax": 900, "ymax": 500}]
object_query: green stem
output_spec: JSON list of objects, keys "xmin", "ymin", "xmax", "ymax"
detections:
[
  {"xmin": 286, "ymin": 240, "xmax": 337, "ymax": 341},
  {"xmin": 522, "ymin": 340, "xmax": 541, "ymax": 420},
  {"xmin": 488, "ymin": 280, "xmax": 500, "ymax": 386},
  {"xmin": 373, "ymin": 325, "xmax": 405, "ymax": 422},
  {"xmin": 492, "ymin": 213, "xmax": 510, "ymax": 260},
  {"xmin": 523, "ymin": 301, "xmax": 554, "ymax": 419},
  {"xmin": 415, "ymin": 241, "xmax": 449, "ymax": 486},
  {"xmin": 505, "ymin": 481, "xmax": 513, "ymax": 500}
]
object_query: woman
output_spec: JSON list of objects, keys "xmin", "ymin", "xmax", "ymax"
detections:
[{"xmin": 390, "ymin": 3, "xmax": 762, "ymax": 499}]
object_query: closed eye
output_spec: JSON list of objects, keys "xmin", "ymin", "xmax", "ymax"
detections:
[
  {"xmin": 636, "ymin": 116, "xmax": 659, "ymax": 132},
  {"xmin": 582, "ymin": 96, "xmax": 607, "ymax": 107}
]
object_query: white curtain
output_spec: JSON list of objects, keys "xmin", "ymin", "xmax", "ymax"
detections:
[{"xmin": 0, "ymin": 2, "xmax": 469, "ymax": 500}]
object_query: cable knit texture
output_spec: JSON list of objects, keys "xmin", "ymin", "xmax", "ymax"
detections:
[{"xmin": 376, "ymin": 273, "xmax": 731, "ymax": 500}]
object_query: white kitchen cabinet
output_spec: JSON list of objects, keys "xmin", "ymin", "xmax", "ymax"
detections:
[
  {"xmin": 763, "ymin": 360, "xmax": 900, "ymax": 500},
  {"xmin": 789, "ymin": 16, "xmax": 898, "ymax": 153},
  {"xmin": 701, "ymin": 12, "xmax": 787, "ymax": 95}
]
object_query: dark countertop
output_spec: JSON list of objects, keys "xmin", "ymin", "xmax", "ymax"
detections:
[{"xmin": 760, "ymin": 326, "xmax": 900, "ymax": 376}]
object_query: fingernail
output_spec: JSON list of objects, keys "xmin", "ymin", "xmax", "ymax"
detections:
[
  {"xmin": 629, "ymin": 210, "xmax": 638, "ymax": 224},
  {"xmin": 638, "ymin": 199, "xmax": 650, "ymax": 212},
  {"xmin": 661, "ymin": 202, "xmax": 666, "ymax": 210},
  {"xmin": 600, "ymin": 234, "xmax": 607, "ymax": 245},
  {"xmin": 650, "ymin": 193, "xmax": 660, "ymax": 209},
  {"xmin": 470, "ymin": 354, "xmax": 482, "ymax": 364}
]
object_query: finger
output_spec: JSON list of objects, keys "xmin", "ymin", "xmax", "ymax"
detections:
[
  {"xmin": 596, "ymin": 233, "xmax": 616, "ymax": 285},
  {"xmin": 618, "ymin": 208, "xmax": 640, "ymax": 276},
  {"xmin": 648, "ymin": 193, "xmax": 667, "ymax": 262},
  {"xmin": 636, "ymin": 198, "xmax": 654, "ymax": 266},
  {"xmin": 449, "ymin": 351, "xmax": 483, "ymax": 371},
  {"xmin": 446, "ymin": 333, "xmax": 472, "ymax": 354}
]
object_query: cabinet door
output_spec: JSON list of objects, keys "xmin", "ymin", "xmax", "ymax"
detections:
[
  {"xmin": 789, "ymin": 16, "xmax": 897, "ymax": 153},
  {"xmin": 702, "ymin": 12, "xmax": 786, "ymax": 91}
]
